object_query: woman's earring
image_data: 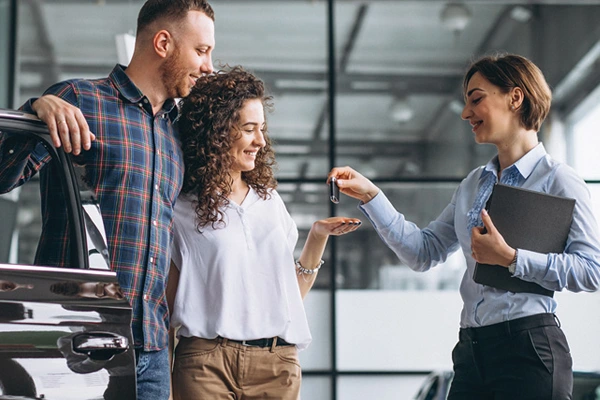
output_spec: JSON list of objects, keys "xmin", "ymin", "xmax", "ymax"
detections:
[{"xmin": 511, "ymin": 105, "xmax": 515, "ymax": 110}]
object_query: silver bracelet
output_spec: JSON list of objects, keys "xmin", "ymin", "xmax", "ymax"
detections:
[{"xmin": 295, "ymin": 259, "xmax": 324, "ymax": 275}]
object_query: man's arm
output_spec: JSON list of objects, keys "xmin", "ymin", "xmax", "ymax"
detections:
[
  {"xmin": 23, "ymin": 81, "xmax": 95, "ymax": 156},
  {"xmin": 0, "ymin": 80, "xmax": 92, "ymax": 193},
  {"xmin": 30, "ymin": 94, "xmax": 95, "ymax": 155},
  {"xmin": 0, "ymin": 133, "xmax": 49, "ymax": 193}
]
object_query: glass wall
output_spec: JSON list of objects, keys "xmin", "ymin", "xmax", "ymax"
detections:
[
  {"xmin": 0, "ymin": 0, "xmax": 15, "ymax": 108},
  {"xmin": 11, "ymin": 1, "xmax": 600, "ymax": 399},
  {"xmin": 568, "ymin": 83, "xmax": 600, "ymax": 181}
]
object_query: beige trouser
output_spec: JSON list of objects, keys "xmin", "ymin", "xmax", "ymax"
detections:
[{"xmin": 172, "ymin": 336, "xmax": 301, "ymax": 400}]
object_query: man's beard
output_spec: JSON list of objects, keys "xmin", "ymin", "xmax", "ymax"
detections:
[{"xmin": 159, "ymin": 46, "xmax": 191, "ymax": 99}]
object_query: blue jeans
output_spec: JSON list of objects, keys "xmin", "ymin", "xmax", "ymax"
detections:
[{"xmin": 135, "ymin": 347, "xmax": 170, "ymax": 400}]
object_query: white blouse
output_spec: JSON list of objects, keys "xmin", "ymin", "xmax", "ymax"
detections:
[{"xmin": 170, "ymin": 187, "xmax": 312, "ymax": 350}]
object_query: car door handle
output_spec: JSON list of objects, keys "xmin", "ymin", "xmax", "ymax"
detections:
[{"xmin": 72, "ymin": 332, "xmax": 129, "ymax": 360}]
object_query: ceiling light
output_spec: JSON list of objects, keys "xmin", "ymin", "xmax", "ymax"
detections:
[
  {"xmin": 440, "ymin": 2, "xmax": 472, "ymax": 33},
  {"xmin": 448, "ymin": 99, "xmax": 464, "ymax": 115},
  {"xmin": 510, "ymin": 6, "xmax": 532, "ymax": 23},
  {"xmin": 404, "ymin": 161, "xmax": 421, "ymax": 175},
  {"xmin": 389, "ymin": 96, "xmax": 414, "ymax": 123}
]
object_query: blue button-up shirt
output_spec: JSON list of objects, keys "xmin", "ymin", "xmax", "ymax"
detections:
[
  {"xmin": 0, "ymin": 65, "xmax": 184, "ymax": 350},
  {"xmin": 360, "ymin": 143, "xmax": 600, "ymax": 328}
]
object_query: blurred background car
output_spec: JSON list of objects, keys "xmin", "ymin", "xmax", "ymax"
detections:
[{"xmin": 414, "ymin": 370, "xmax": 600, "ymax": 400}]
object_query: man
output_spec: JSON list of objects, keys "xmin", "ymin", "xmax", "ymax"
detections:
[{"xmin": 0, "ymin": 0, "xmax": 215, "ymax": 398}]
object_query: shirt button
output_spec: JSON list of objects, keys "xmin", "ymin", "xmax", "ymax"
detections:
[
  {"xmin": 143, "ymin": 98, "xmax": 149, "ymax": 104},
  {"xmin": 149, "ymin": 256, "xmax": 154, "ymax": 263},
  {"xmin": 155, "ymin": 184, "xmax": 159, "ymax": 191},
  {"xmin": 143, "ymin": 294, "xmax": 149, "ymax": 301},
  {"xmin": 8, "ymin": 149, "xmax": 14, "ymax": 154},
  {"xmin": 157, "ymin": 150, "xmax": 161, "ymax": 156},
  {"xmin": 153, "ymin": 220, "xmax": 158, "ymax": 227}
]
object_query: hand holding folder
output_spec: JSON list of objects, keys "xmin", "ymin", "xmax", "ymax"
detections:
[{"xmin": 473, "ymin": 184, "xmax": 575, "ymax": 297}]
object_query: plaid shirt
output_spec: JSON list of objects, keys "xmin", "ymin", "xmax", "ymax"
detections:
[{"xmin": 0, "ymin": 65, "xmax": 184, "ymax": 351}]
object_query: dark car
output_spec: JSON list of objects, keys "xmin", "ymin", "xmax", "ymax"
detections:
[
  {"xmin": 0, "ymin": 109, "xmax": 136, "ymax": 399},
  {"xmin": 414, "ymin": 370, "xmax": 600, "ymax": 400}
]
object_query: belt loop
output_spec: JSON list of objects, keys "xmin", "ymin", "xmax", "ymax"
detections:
[
  {"xmin": 220, "ymin": 337, "xmax": 228, "ymax": 347},
  {"xmin": 270, "ymin": 337, "xmax": 278, "ymax": 353},
  {"xmin": 554, "ymin": 314, "xmax": 561, "ymax": 328}
]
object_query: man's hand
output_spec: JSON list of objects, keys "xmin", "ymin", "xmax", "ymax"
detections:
[
  {"xmin": 32, "ymin": 95, "xmax": 95, "ymax": 155},
  {"xmin": 471, "ymin": 209, "xmax": 515, "ymax": 267}
]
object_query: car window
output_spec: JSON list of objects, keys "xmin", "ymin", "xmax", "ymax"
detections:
[
  {"xmin": 0, "ymin": 132, "xmax": 109, "ymax": 271},
  {"xmin": 0, "ymin": 134, "xmax": 73, "ymax": 267},
  {"xmin": 80, "ymin": 191, "xmax": 110, "ymax": 271}
]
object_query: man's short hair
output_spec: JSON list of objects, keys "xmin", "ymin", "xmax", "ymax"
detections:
[{"xmin": 136, "ymin": 0, "xmax": 214, "ymax": 36}]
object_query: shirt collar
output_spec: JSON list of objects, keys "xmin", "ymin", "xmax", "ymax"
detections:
[
  {"xmin": 226, "ymin": 186, "xmax": 263, "ymax": 210},
  {"xmin": 109, "ymin": 64, "xmax": 179, "ymax": 122},
  {"xmin": 482, "ymin": 142, "xmax": 546, "ymax": 180}
]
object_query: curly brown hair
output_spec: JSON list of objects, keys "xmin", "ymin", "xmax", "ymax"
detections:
[{"xmin": 178, "ymin": 66, "xmax": 277, "ymax": 229}]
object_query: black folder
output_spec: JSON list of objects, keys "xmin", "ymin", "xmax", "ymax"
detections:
[{"xmin": 473, "ymin": 184, "xmax": 575, "ymax": 297}]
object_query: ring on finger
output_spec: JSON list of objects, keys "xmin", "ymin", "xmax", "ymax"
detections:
[{"xmin": 57, "ymin": 120, "xmax": 66, "ymax": 126}]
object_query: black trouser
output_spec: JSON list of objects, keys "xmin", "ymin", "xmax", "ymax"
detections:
[{"xmin": 448, "ymin": 313, "xmax": 573, "ymax": 400}]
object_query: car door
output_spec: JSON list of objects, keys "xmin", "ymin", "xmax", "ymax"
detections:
[{"xmin": 0, "ymin": 109, "xmax": 136, "ymax": 400}]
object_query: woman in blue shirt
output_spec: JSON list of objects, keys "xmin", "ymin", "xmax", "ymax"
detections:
[{"xmin": 329, "ymin": 53, "xmax": 600, "ymax": 399}]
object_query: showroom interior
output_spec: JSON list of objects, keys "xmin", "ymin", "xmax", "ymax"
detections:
[{"xmin": 1, "ymin": 0, "xmax": 600, "ymax": 398}]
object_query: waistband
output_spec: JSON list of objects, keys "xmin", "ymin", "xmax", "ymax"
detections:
[
  {"xmin": 460, "ymin": 313, "xmax": 558, "ymax": 341},
  {"xmin": 177, "ymin": 336, "xmax": 295, "ymax": 353},
  {"xmin": 219, "ymin": 336, "xmax": 292, "ymax": 348}
]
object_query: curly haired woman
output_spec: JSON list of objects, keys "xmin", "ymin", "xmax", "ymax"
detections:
[{"xmin": 167, "ymin": 66, "xmax": 361, "ymax": 399}]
